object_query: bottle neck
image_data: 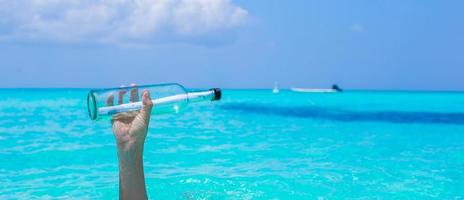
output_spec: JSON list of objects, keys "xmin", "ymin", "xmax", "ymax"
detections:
[{"xmin": 187, "ymin": 90, "xmax": 215, "ymax": 103}]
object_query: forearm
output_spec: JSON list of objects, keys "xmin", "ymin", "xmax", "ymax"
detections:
[{"xmin": 117, "ymin": 144, "xmax": 148, "ymax": 200}]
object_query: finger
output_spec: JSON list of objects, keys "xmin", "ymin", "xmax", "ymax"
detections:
[
  {"xmin": 106, "ymin": 93, "xmax": 114, "ymax": 106},
  {"xmin": 118, "ymin": 85, "xmax": 127, "ymax": 105},
  {"xmin": 142, "ymin": 90, "xmax": 153, "ymax": 110},
  {"xmin": 138, "ymin": 90, "xmax": 153, "ymax": 123},
  {"xmin": 130, "ymin": 83, "xmax": 139, "ymax": 102}
]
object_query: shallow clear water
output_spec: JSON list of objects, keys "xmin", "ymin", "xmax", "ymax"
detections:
[{"xmin": 0, "ymin": 89, "xmax": 463, "ymax": 199}]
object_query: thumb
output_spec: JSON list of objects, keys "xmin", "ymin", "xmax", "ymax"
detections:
[
  {"xmin": 138, "ymin": 90, "xmax": 153, "ymax": 123},
  {"xmin": 142, "ymin": 90, "xmax": 153, "ymax": 110}
]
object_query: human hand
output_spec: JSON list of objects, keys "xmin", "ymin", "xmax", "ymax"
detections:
[
  {"xmin": 107, "ymin": 84, "xmax": 153, "ymax": 151},
  {"xmin": 106, "ymin": 84, "xmax": 152, "ymax": 200}
]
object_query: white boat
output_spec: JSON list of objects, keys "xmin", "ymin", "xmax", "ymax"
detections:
[
  {"xmin": 291, "ymin": 85, "xmax": 343, "ymax": 93},
  {"xmin": 272, "ymin": 82, "xmax": 280, "ymax": 93}
]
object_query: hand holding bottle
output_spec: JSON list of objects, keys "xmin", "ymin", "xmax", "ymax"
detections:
[
  {"xmin": 109, "ymin": 84, "xmax": 152, "ymax": 200},
  {"xmin": 92, "ymin": 83, "xmax": 221, "ymax": 200},
  {"xmin": 109, "ymin": 85, "xmax": 153, "ymax": 151}
]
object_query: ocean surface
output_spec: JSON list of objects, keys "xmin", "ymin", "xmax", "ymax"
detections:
[{"xmin": 0, "ymin": 89, "xmax": 463, "ymax": 199}]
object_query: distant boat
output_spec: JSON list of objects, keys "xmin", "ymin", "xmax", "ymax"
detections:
[
  {"xmin": 272, "ymin": 82, "xmax": 280, "ymax": 93},
  {"xmin": 291, "ymin": 84, "xmax": 343, "ymax": 93}
]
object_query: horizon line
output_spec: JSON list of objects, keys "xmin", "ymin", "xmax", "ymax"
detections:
[{"xmin": 0, "ymin": 87, "xmax": 463, "ymax": 93}]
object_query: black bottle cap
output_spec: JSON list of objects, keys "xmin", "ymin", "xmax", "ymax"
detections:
[{"xmin": 211, "ymin": 88, "xmax": 221, "ymax": 101}]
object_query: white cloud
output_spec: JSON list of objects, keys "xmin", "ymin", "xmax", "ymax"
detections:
[{"xmin": 0, "ymin": 0, "xmax": 247, "ymax": 45}]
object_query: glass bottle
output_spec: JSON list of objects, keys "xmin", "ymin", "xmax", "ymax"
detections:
[{"xmin": 87, "ymin": 83, "xmax": 221, "ymax": 120}]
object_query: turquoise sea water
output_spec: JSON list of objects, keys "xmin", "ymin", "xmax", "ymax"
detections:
[{"xmin": 0, "ymin": 89, "xmax": 463, "ymax": 199}]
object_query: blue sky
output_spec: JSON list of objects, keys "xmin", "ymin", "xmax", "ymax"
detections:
[{"xmin": 0, "ymin": 0, "xmax": 463, "ymax": 90}]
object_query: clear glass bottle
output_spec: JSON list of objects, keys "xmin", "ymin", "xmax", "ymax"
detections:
[{"xmin": 87, "ymin": 83, "xmax": 221, "ymax": 120}]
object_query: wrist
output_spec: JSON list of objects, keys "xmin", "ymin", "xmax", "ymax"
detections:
[
  {"xmin": 117, "ymin": 145, "xmax": 144, "ymax": 178},
  {"xmin": 116, "ymin": 136, "xmax": 145, "ymax": 152}
]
